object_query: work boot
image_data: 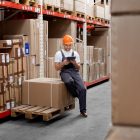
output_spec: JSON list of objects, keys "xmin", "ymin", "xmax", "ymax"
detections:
[{"xmin": 80, "ymin": 112, "xmax": 88, "ymax": 118}]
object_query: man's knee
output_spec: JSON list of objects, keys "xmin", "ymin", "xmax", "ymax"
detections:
[
  {"xmin": 79, "ymin": 86, "xmax": 86, "ymax": 94},
  {"xmin": 65, "ymin": 78, "xmax": 74, "ymax": 86}
]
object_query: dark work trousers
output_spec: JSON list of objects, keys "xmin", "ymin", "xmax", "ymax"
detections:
[{"xmin": 60, "ymin": 68, "xmax": 87, "ymax": 113}]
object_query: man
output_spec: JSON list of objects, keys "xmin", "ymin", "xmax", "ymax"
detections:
[{"xmin": 54, "ymin": 35, "xmax": 87, "ymax": 117}]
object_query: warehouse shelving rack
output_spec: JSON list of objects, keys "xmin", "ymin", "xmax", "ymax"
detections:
[
  {"xmin": 0, "ymin": 0, "xmax": 110, "ymax": 119},
  {"xmin": 0, "ymin": 1, "xmax": 110, "ymax": 27}
]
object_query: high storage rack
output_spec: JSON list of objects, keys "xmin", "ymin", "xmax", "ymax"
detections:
[{"xmin": 0, "ymin": 0, "xmax": 110, "ymax": 118}]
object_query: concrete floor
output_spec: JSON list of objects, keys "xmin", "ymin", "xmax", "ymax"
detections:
[{"xmin": 0, "ymin": 81, "xmax": 111, "ymax": 140}]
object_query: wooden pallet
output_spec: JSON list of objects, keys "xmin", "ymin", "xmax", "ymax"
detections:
[
  {"xmin": 95, "ymin": 17, "xmax": 102, "ymax": 22},
  {"xmin": 60, "ymin": 9, "xmax": 74, "ymax": 15},
  {"xmin": 11, "ymin": 0, "xmax": 37, "ymax": 7},
  {"xmin": 11, "ymin": 103, "xmax": 75, "ymax": 121},
  {"xmin": 44, "ymin": 4, "xmax": 61, "ymax": 12},
  {"xmin": 104, "ymin": 19, "xmax": 110, "ymax": 24},
  {"xmin": 95, "ymin": 17, "xmax": 110, "ymax": 24},
  {"xmin": 75, "ymin": 12, "xmax": 85, "ymax": 18},
  {"xmin": 87, "ymin": 16, "xmax": 94, "ymax": 21}
]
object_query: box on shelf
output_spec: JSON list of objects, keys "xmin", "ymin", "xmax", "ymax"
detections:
[
  {"xmin": 3, "ymin": 35, "xmax": 29, "ymax": 55},
  {"xmin": 0, "ymin": 40, "xmax": 12, "ymax": 48},
  {"xmin": 47, "ymin": 57, "xmax": 60, "ymax": 78},
  {"xmin": 74, "ymin": 0, "xmax": 85, "ymax": 14},
  {"xmin": 61, "ymin": 0, "xmax": 73, "ymax": 11},
  {"xmin": 87, "ymin": 46, "xmax": 94, "ymax": 64},
  {"xmin": 93, "ymin": 48, "xmax": 105, "ymax": 63},
  {"xmin": 99, "ymin": 62, "xmax": 106, "ymax": 77},
  {"xmin": 48, "ymin": 19, "xmax": 76, "ymax": 42},
  {"xmin": 75, "ymin": 43, "xmax": 84, "ymax": 63},
  {"xmin": 87, "ymin": 4, "xmax": 94, "ymax": 18},
  {"xmin": 48, "ymin": 38, "xmax": 62, "ymax": 57},
  {"xmin": 94, "ymin": 5, "xmax": 105, "ymax": 19},
  {"xmin": 104, "ymin": 5, "xmax": 110, "ymax": 20}
]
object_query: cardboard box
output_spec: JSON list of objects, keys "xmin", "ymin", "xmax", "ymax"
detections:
[
  {"xmin": 0, "ymin": 66, "xmax": 3, "ymax": 79},
  {"xmin": 0, "ymin": 65, "xmax": 8, "ymax": 79},
  {"xmin": 87, "ymin": 64, "xmax": 93, "ymax": 81},
  {"xmin": 61, "ymin": 0, "xmax": 73, "ymax": 11},
  {"xmin": 75, "ymin": 43, "xmax": 84, "ymax": 63},
  {"xmin": 111, "ymin": 15, "xmax": 140, "ymax": 125},
  {"xmin": 0, "ymin": 53, "xmax": 6, "ymax": 64},
  {"xmin": 47, "ymin": 57, "xmax": 60, "ymax": 78},
  {"xmin": 0, "ymin": 40, "xmax": 12, "ymax": 48},
  {"xmin": 17, "ymin": 57, "xmax": 23, "ymax": 72},
  {"xmin": 106, "ymin": 126, "xmax": 140, "ymax": 140},
  {"xmin": 87, "ymin": 4, "xmax": 94, "ymax": 18},
  {"xmin": 99, "ymin": 62, "xmax": 106, "ymax": 77},
  {"xmin": 48, "ymin": 19, "xmax": 77, "ymax": 42},
  {"xmin": 93, "ymin": 48, "xmax": 104, "ymax": 63},
  {"xmin": 104, "ymin": 5, "xmax": 110, "ymax": 20},
  {"xmin": 87, "ymin": 46, "xmax": 94, "ymax": 64},
  {"xmin": 13, "ymin": 59, "xmax": 18, "ymax": 74},
  {"xmin": 111, "ymin": 0, "xmax": 140, "ymax": 14},
  {"xmin": 48, "ymin": 38, "xmax": 62, "ymax": 57},
  {"xmin": 1, "ymin": 20, "xmax": 41, "ymax": 57},
  {"xmin": 14, "ymin": 85, "xmax": 22, "ymax": 106},
  {"xmin": 22, "ymin": 78, "xmax": 75, "ymax": 109},
  {"xmin": 3, "ymin": 35, "xmax": 29, "ymax": 55},
  {"xmin": 94, "ymin": 5, "xmax": 105, "ymax": 19},
  {"xmin": 5, "ymin": 53, "xmax": 10, "ymax": 64},
  {"xmin": 0, "ymin": 83, "xmax": 12, "ymax": 110},
  {"xmin": 75, "ymin": 0, "xmax": 85, "ymax": 13}
]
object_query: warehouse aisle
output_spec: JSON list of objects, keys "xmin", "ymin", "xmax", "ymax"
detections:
[{"xmin": 0, "ymin": 81, "xmax": 111, "ymax": 140}]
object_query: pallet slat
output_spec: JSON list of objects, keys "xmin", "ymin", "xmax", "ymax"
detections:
[
  {"xmin": 18, "ymin": 106, "xmax": 34, "ymax": 112},
  {"xmin": 33, "ymin": 107, "xmax": 50, "ymax": 114},
  {"xmin": 25, "ymin": 106, "xmax": 42, "ymax": 113},
  {"xmin": 41, "ymin": 108, "xmax": 60, "ymax": 121},
  {"xmin": 12, "ymin": 105, "xmax": 28, "ymax": 111}
]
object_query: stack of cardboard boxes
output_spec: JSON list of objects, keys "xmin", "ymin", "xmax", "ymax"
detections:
[
  {"xmin": 0, "ymin": 19, "xmax": 48, "ymax": 79},
  {"xmin": 75, "ymin": 42, "xmax": 106, "ymax": 81},
  {"xmin": 0, "ymin": 38, "xmax": 27, "ymax": 111},
  {"xmin": 107, "ymin": 0, "xmax": 140, "ymax": 139}
]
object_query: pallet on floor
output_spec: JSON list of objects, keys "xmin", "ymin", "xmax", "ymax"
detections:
[{"xmin": 11, "ymin": 103, "xmax": 75, "ymax": 121}]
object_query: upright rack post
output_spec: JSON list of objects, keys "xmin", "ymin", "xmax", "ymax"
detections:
[
  {"xmin": 83, "ymin": 0, "xmax": 87, "ymax": 81},
  {"xmin": 38, "ymin": 0, "xmax": 44, "ymax": 78}
]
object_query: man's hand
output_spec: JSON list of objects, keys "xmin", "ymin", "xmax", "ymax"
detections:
[
  {"xmin": 55, "ymin": 59, "xmax": 70, "ymax": 71},
  {"xmin": 70, "ymin": 59, "xmax": 76, "ymax": 65},
  {"xmin": 62, "ymin": 59, "xmax": 70, "ymax": 65},
  {"xmin": 70, "ymin": 60, "xmax": 80, "ymax": 70}
]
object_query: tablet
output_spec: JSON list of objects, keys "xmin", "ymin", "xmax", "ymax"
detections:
[{"xmin": 66, "ymin": 56, "xmax": 76, "ymax": 60}]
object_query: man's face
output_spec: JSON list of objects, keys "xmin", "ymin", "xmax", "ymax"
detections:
[{"xmin": 64, "ymin": 44, "xmax": 72, "ymax": 51}]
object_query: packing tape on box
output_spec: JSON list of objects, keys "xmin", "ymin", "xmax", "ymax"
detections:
[
  {"xmin": 51, "ymin": 83, "xmax": 52, "ymax": 107},
  {"xmin": 28, "ymin": 81, "xmax": 30, "ymax": 105}
]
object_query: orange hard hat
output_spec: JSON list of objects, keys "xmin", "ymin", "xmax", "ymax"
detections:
[{"xmin": 63, "ymin": 35, "xmax": 74, "ymax": 45}]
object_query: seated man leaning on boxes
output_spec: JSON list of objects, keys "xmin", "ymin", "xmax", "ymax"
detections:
[{"xmin": 54, "ymin": 35, "xmax": 87, "ymax": 118}]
